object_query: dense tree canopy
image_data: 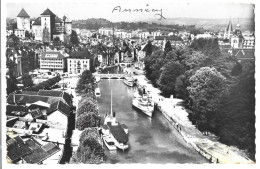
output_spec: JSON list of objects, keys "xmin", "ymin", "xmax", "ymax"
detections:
[
  {"xmin": 75, "ymin": 70, "xmax": 95, "ymax": 95},
  {"xmin": 70, "ymin": 128, "xmax": 105, "ymax": 164},
  {"xmin": 21, "ymin": 74, "xmax": 33, "ymax": 88},
  {"xmin": 70, "ymin": 30, "xmax": 79, "ymax": 46},
  {"xmin": 143, "ymin": 38, "xmax": 255, "ymax": 160}
]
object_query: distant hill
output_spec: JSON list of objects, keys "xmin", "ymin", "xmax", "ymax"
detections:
[
  {"xmin": 72, "ymin": 18, "xmax": 112, "ymax": 25},
  {"xmin": 72, "ymin": 18, "xmax": 113, "ymax": 30},
  {"xmin": 141, "ymin": 17, "xmax": 255, "ymax": 32}
]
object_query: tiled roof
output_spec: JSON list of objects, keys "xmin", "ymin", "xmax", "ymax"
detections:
[
  {"xmin": 6, "ymin": 105, "xmax": 28, "ymax": 117},
  {"xmin": 7, "ymin": 136, "xmax": 33, "ymax": 162},
  {"xmin": 23, "ymin": 140, "xmax": 60, "ymax": 164},
  {"xmin": 20, "ymin": 91, "xmax": 39, "ymax": 95},
  {"xmin": 32, "ymin": 17, "xmax": 41, "ymax": 26},
  {"xmin": 7, "ymin": 91, "xmax": 72, "ymax": 106},
  {"xmin": 41, "ymin": 8, "xmax": 55, "ymax": 16},
  {"xmin": 7, "ymin": 94, "xmax": 49, "ymax": 105},
  {"xmin": 40, "ymin": 51, "xmax": 65, "ymax": 59},
  {"xmin": 17, "ymin": 8, "xmax": 30, "ymax": 18},
  {"xmin": 55, "ymin": 16, "xmax": 63, "ymax": 23},
  {"xmin": 70, "ymin": 50, "xmax": 92, "ymax": 59},
  {"xmin": 233, "ymin": 49, "xmax": 255, "ymax": 60},
  {"xmin": 47, "ymin": 101, "xmax": 71, "ymax": 117},
  {"xmin": 38, "ymin": 90, "xmax": 63, "ymax": 97},
  {"xmin": 30, "ymin": 109, "xmax": 43, "ymax": 119}
]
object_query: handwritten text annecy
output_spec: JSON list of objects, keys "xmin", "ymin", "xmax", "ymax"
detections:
[{"xmin": 112, "ymin": 4, "xmax": 166, "ymax": 20}]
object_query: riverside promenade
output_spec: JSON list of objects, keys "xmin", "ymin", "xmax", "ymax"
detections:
[{"xmin": 127, "ymin": 67, "xmax": 254, "ymax": 164}]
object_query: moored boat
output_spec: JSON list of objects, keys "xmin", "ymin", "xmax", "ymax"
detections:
[
  {"xmin": 102, "ymin": 134, "xmax": 117, "ymax": 150},
  {"xmin": 132, "ymin": 86, "xmax": 154, "ymax": 117},
  {"xmin": 102, "ymin": 89, "xmax": 129, "ymax": 151},
  {"xmin": 123, "ymin": 76, "xmax": 136, "ymax": 87},
  {"xmin": 95, "ymin": 88, "xmax": 101, "ymax": 97}
]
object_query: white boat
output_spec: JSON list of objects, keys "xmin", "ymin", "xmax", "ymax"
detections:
[
  {"xmin": 95, "ymin": 76, "xmax": 101, "ymax": 83},
  {"xmin": 102, "ymin": 135, "xmax": 117, "ymax": 150},
  {"xmin": 95, "ymin": 88, "xmax": 101, "ymax": 97},
  {"xmin": 102, "ymin": 90, "xmax": 129, "ymax": 151},
  {"xmin": 132, "ymin": 87, "xmax": 154, "ymax": 117},
  {"xmin": 123, "ymin": 76, "xmax": 136, "ymax": 87}
]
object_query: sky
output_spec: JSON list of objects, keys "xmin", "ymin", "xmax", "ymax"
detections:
[{"xmin": 5, "ymin": 0, "xmax": 255, "ymax": 22}]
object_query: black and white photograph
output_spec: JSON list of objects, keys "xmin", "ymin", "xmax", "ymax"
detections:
[{"xmin": 1, "ymin": 0, "xmax": 257, "ymax": 167}]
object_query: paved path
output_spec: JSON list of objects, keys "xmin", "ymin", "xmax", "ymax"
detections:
[{"xmin": 124, "ymin": 66, "xmax": 254, "ymax": 164}]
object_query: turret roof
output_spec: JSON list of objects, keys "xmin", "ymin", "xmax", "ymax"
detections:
[
  {"xmin": 17, "ymin": 8, "xmax": 30, "ymax": 18},
  {"xmin": 41, "ymin": 8, "xmax": 55, "ymax": 16}
]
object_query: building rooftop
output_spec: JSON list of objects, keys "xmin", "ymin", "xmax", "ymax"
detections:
[
  {"xmin": 41, "ymin": 8, "xmax": 55, "ymax": 16},
  {"xmin": 40, "ymin": 51, "xmax": 66, "ymax": 59},
  {"xmin": 6, "ymin": 105, "xmax": 28, "ymax": 117},
  {"xmin": 23, "ymin": 139, "xmax": 60, "ymax": 164},
  {"xmin": 17, "ymin": 8, "xmax": 30, "ymax": 18},
  {"xmin": 7, "ymin": 136, "xmax": 33, "ymax": 162},
  {"xmin": 32, "ymin": 17, "xmax": 41, "ymax": 26},
  {"xmin": 55, "ymin": 16, "xmax": 63, "ymax": 23},
  {"xmin": 233, "ymin": 48, "xmax": 255, "ymax": 60},
  {"xmin": 47, "ymin": 100, "xmax": 71, "ymax": 117}
]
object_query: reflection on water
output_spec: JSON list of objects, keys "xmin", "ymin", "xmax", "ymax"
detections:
[{"xmin": 98, "ymin": 79, "xmax": 208, "ymax": 164}]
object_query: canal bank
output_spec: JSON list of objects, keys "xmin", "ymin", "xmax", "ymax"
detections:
[
  {"xmin": 132, "ymin": 73, "xmax": 254, "ymax": 164},
  {"xmin": 96, "ymin": 78, "xmax": 208, "ymax": 164}
]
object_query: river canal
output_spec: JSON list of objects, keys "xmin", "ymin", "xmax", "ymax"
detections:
[{"xmin": 96, "ymin": 78, "xmax": 208, "ymax": 164}]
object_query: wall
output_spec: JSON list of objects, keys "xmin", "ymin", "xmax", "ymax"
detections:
[{"xmin": 48, "ymin": 110, "xmax": 68, "ymax": 129}]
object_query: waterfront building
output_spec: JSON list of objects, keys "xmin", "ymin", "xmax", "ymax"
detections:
[
  {"xmin": 67, "ymin": 50, "xmax": 92, "ymax": 74},
  {"xmin": 67, "ymin": 58, "xmax": 90, "ymax": 74},
  {"xmin": 39, "ymin": 51, "xmax": 66, "ymax": 73}
]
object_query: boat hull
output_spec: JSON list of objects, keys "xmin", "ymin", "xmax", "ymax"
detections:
[
  {"xmin": 123, "ymin": 79, "xmax": 134, "ymax": 87},
  {"xmin": 103, "ymin": 135, "xmax": 117, "ymax": 151},
  {"xmin": 132, "ymin": 99, "xmax": 154, "ymax": 117}
]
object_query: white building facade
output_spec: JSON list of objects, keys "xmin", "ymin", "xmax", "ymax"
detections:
[
  {"xmin": 39, "ymin": 51, "xmax": 65, "ymax": 73},
  {"xmin": 67, "ymin": 58, "xmax": 90, "ymax": 74}
]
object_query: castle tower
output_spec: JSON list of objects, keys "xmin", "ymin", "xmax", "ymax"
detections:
[
  {"xmin": 41, "ymin": 8, "xmax": 56, "ymax": 42},
  {"xmin": 17, "ymin": 8, "xmax": 30, "ymax": 31}
]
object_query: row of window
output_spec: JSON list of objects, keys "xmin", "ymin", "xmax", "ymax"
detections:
[
  {"xmin": 41, "ymin": 65, "xmax": 63, "ymax": 68},
  {"xmin": 69, "ymin": 64, "xmax": 88, "ymax": 67},
  {"xmin": 69, "ymin": 60, "xmax": 89, "ymax": 63},
  {"xmin": 41, "ymin": 61, "xmax": 63, "ymax": 64},
  {"xmin": 41, "ymin": 58, "xmax": 63, "ymax": 61}
]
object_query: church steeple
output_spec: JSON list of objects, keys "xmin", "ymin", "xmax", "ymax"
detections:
[{"xmin": 225, "ymin": 19, "xmax": 233, "ymax": 40}]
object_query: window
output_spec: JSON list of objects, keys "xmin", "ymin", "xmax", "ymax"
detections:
[{"xmin": 233, "ymin": 40, "xmax": 237, "ymax": 43}]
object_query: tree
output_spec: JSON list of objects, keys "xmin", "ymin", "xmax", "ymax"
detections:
[
  {"xmin": 21, "ymin": 74, "xmax": 33, "ymax": 88},
  {"xmin": 75, "ymin": 70, "xmax": 95, "ymax": 95},
  {"xmin": 25, "ymin": 30, "xmax": 31, "ymax": 39},
  {"xmin": 214, "ymin": 67, "xmax": 255, "ymax": 161},
  {"xmin": 143, "ymin": 40, "xmax": 153, "ymax": 57},
  {"xmin": 53, "ymin": 36, "xmax": 60, "ymax": 46},
  {"xmin": 143, "ymin": 50, "xmax": 164, "ymax": 83},
  {"xmin": 9, "ymin": 33, "xmax": 19, "ymax": 46},
  {"xmin": 164, "ymin": 41, "xmax": 172, "ymax": 54},
  {"xmin": 187, "ymin": 67, "xmax": 227, "ymax": 127},
  {"xmin": 7, "ymin": 76, "xmax": 18, "ymax": 95},
  {"xmin": 70, "ymin": 30, "xmax": 79, "ymax": 46},
  {"xmin": 158, "ymin": 61, "xmax": 185, "ymax": 96},
  {"xmin": 70, "ymin": 128, "xmax": 105, "ymax": 164},
  {"xmin": 184, "ymin": 51, "xmax": 208, "ymax": 70},
  {"xmin": 76, "ymin": 112, "xmax": 101, "ymax": 130}
]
